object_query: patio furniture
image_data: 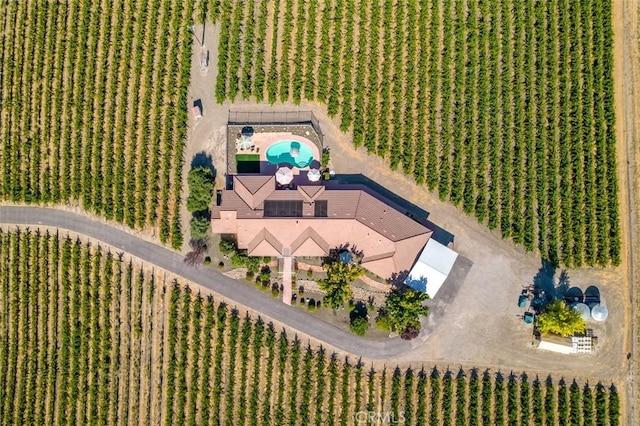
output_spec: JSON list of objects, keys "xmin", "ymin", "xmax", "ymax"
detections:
[
  {"xmin": 307, "ymin": 168, "xmax": 321, "ymax": 182},
  {"xmin": 518, "ymin": 295, "xmax": 528, "ymax": 308},
  {"xmin": 523, "ymin": 312, "xmax": 534, "ymax": 324}
]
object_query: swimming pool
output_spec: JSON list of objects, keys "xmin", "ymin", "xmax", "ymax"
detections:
[{"xmin": 265, "ymin": 140, "xmax": 314, "ymax": 168}]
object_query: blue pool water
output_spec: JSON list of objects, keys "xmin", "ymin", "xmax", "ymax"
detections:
[{"xmin": 265, "ymin": 140, "xmax": 314, "ymax": 168}]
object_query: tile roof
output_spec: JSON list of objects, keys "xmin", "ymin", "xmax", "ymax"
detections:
[
  {"xmin": 234, "ymin": 175, "xmax": 275, "ymax": 209},
  {"xmin": 212, "ymin": 175, "xmax": 433, "ymax": 279}
]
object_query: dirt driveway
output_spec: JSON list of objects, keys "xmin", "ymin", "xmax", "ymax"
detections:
[{"xmin": 187, "ymin": 14, "xmax": 634, "ymax": 396}]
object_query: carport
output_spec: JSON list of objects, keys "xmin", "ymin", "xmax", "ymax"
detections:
[{"xmin": 404, "ymin": 239, "xmax": 458, "ymax": 298}]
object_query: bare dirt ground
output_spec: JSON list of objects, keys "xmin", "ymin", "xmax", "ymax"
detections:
[
  {"xmin": 187, "ymin": 12, "xmax": 638, "ymax": 409},
  {"xmin": 198, "ymin": 87, "xmax": 629, "ymax": 382},
  {"xmin": 612, "ymin": 0, "xmax": 640, "ymax": 424},
  {"xmin": 181, "ymin": 22, "xmax": 229, "ymax": 251}
]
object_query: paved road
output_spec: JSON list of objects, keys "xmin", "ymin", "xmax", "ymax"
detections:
[{"xmin": 0, "ymin": 206, "xmax": 412, "ymax": 359}]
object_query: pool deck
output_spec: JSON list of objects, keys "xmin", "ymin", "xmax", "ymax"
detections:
[
  {"xmin": 236, "ymin": 132, "xmax": 321, "ymax": 175},
  {"xmin": 227, "ymin": 124, "xmax": 323, "ymax": 175}
]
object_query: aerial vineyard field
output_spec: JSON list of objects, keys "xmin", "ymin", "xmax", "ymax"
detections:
[
  {"xmin": 0, "ymin": 228, "xmax": 620, "ymax": 425},
  {"xmin": 211, "ymin": 0, "xmax": 620, "ymax": 267},
  {"xmin": 0, "ymin": 0, "xmax": 194, "ymax": 249}
]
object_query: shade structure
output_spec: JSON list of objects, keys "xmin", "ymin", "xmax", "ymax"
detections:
[
  {"xmin": 404, "ymin": 239, "xmax": 458, "ymax": 298},
  {"xmin": 275, "ymin": 166, "xmax": 294, "ymax": 185},
  {"xmin": 591, "ymin": 304, "xmax": 608, "ymax": 321},
  {"xmin": 572, "ymin": 303, "xmax": 590, "ymax": 321},
  {"xmin": 307, "ymin": 168, "xmax": 321, "ymax": 182}
]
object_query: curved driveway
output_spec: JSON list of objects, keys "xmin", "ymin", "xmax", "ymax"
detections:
[{"xmin": 0, "ymin": 206, "xmax": 412, "ymax": 359}]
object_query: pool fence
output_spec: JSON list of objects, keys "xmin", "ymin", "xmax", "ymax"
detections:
[{"xmin": 228, "ymin": 110, "xmax": 324, "ymax": 146}]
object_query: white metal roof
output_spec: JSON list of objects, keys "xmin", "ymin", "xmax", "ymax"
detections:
[
  {"xmin": 538, "ymin": 340, "xmax": 574, "ymax": 355},
  {"xmin": 404, "ymin": 239, "xmax": 458, "ymax": 298}
]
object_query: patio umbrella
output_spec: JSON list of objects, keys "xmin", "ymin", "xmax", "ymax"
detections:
[
  {"xmin": 591, "ymin": 304, "xmax": 608, "ymax": 321},
  {"xmin": 238, "ymin": 135, "xmax": 253, "ymax": 150},
  {"xmin": 276, "ymin": 166, "xmax": 294, "ymax": 185},
  {"xmin": 307, "ymin": 168, "xmax": 321, "ymax": 182}
]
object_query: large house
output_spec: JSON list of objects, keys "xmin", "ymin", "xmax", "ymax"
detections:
[{"xmin": 211, "ymin": 175, "xmax": 433, "ymax": 280}]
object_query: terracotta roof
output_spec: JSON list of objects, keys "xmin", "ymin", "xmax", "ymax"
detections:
[
  {"xmin": 290, "ymin": 227, "xmax": 330, "ymax": 255},
  {"xmin": 297, "ymin": 185, "xmax": 325, "ymax": 202},
  {"xmin": 234, "ymin": 175, "xmax": 275, "ymax": 209},
  {"xmin": 248, "ymin": 228, "xmax": 283, "ymax": 255},
  {"xmin": 212, "ymin": 175, "xmax": 433, "ymax": 279},
  {"xmin": 236, "ymin": 175, "xmax": 274, "ymax": 193},
  {"xmin": 211, "ymin": 206, "xmax": 221, "ymax": 219},
  {"xmin": 353, "ymin": 191, "xmax": 427, "ymax": 242}
]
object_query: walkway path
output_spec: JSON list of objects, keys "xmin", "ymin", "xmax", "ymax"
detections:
[
  {"xmin": 0, "ymin": 206, "xmax": 412, "ymax": 360},
  {"xmin": 281, "ymin": 256, "xmax": 293, "ymax": 305}
]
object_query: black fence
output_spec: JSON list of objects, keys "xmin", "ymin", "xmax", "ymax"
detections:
[{"xmin": 228, "ymin": 110, "xmax": 324, "ymax": 145}]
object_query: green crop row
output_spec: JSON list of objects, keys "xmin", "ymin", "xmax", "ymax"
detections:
[
  {"xmin": 211, "ymin": 0, "xmax": 620, "ymax": 267},
  {"xmin": 0, "ymin": 229, "xmax": 621, "ymax": 424}
]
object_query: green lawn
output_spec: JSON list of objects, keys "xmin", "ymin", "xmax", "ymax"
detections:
[{"xmin": 236, "ymin": 154, "xmax": 260, "ymax": 173}]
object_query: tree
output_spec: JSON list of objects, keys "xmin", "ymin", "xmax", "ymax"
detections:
[
  {"xmin": 184, "ymin": 238, "xmax": 208, "ymax": 266},
  {"xmin": 190, "ymin": 214, "xmax": 210, "ymax": 239},
  {"xmin": 186, "ymin": 166, "xmax": 215, "ymax": 213},
  {"xmin": 380, "ymin": 287, "xmax": 429, "ymax": 338},
  {"xmin": 317, "ymin": 261, "xmax": 364, "ymax": 310},
  {"xmin": 536, "ymin": 300, "xmax": 586, "ymax": 336},
  {"xmin": 350, "ymin": 316, "xmax": 369, "ymax": 336}
]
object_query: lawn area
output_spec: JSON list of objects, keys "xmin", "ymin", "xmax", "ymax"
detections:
[{"xmin": 236, "ymin": 154, "xmax": 260, "ymax": 173}]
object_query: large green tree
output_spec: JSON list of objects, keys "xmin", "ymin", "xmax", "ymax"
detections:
[
  {"xmin": 186, "ymin": 166, "xmax": 215, "ymax": 213},
  {"xmin": 536, "ymin": 300, "xmax": 586, "ymax": 337},
  {"xmin": 378, "ymin": 287, "xmax": 429, "ymax": 339},
  {"xmin": 317, "ymin": 261, "xmax": 364, "ymax": 310},
  {"xmin": 189, "ymin": 214, "xmax": 210, "ymax": 239}
]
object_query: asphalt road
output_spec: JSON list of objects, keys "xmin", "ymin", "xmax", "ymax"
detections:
[{"xmin": 0, "ymin": 206, "xmax": 412, "ymax": 359}]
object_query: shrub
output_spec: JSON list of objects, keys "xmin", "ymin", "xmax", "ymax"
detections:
[
  {"xmin": 308, "ymin": 299, "xmax": 316, "ymax": 311},
  {"xmin": 376, "ymin": 311, "xmax": 391, "ymax": 332},
  {"xmin": 307, "ymin": 269, "xmax": 313, "ymax": 278},
  {"xmin": 231, "ymin": 251, "xmax": 247, "ymax": 267},
  {"xmin": 322, "ymin": 147, "xmax": 330, "ymax": 167},
  {"xmin": 217, "ymin": 261, "xmax": 225, "ymax": 269},
  {"xmin": 245, "ymin": 271, "xmax": 255, "ymax": 281},
  {"xmin": 350, "ymin": 316, "xmax": 369, "ymax": 336},
  {"xmin": 245, "ymin": 255, "xmax": 261, "ymax": 273},
  {"xmin": 259, "ymin": 265, "xmax": 271, "ymax": 283},
  {"xmin": 400, "ymin": 323, "xmax": 420, "ymax": 340},
  {"xmin": 203, "ymin": 256, "xmax": 211, "ymax": 266},
  {"xmin": 219, "ymin": 239, "xmax": 236, "ymax": 255}
]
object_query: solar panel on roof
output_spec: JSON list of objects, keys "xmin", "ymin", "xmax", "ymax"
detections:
[
  {"xmin": 314, "ymin": 200, "xmax": 327, "ymax": 217},
  {"xmin": 264, "ymin": 200, "xmax": 303, "ymax": 217}
]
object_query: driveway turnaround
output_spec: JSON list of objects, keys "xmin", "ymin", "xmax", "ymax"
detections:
[{"xmin": 0, "ymin": 206, "xmax": 412, "ymax": 359}]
